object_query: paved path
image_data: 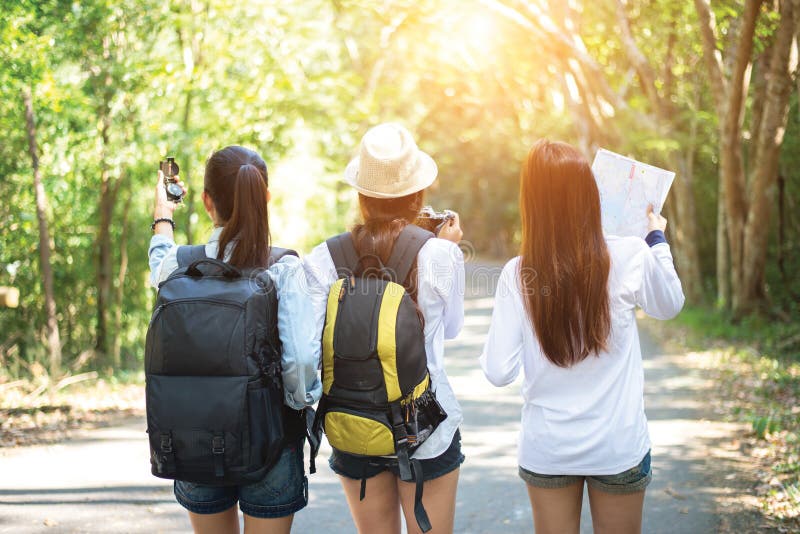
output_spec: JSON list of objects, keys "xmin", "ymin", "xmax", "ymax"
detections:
[{"xmin": 0, "ymin": 264, "xmax": 761, "ymax": 533}]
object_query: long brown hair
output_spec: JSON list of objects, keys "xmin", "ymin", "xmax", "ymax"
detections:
[
  {"xmin": 204, "ymin": 145, "xmax": 270, "ymax": 269},
  {"xmin": 519, "ymin": 139, "xmax": 611, "ymax": 367},
  {"xmin": 351, "ymin": 191, "xmax": 425, "ymax": 299}
]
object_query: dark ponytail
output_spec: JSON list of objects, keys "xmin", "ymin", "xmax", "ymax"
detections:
[{"xmin": 204, "ymin": 146, "xmax": 271, "ymax": 269}]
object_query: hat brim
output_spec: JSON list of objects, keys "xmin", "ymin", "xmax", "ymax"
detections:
[{"xmin": 343, "ymin": 151, "xmax": 438, "ymax": 199}]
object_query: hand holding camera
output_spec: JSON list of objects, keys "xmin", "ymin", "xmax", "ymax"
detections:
[{"xmin": 416, "ymin": 206, "xmax": 463, "ymax": 243}]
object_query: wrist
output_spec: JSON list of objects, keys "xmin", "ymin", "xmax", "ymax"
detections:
[
  {"xmin": 153, "ymin": 207, "xmax": 173, "ymax": 220},
  {"xmin": 645, "ymin": 229, "xmax": 667, "ymax": 247},
  {"xmin": 151, "ymin": 217, "xmax": 176, "ymax": 232}
]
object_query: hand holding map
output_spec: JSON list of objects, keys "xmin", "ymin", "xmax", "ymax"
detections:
[{"xmin": 591, "ymin": 149, "xmax": 675, "ymax": 239}]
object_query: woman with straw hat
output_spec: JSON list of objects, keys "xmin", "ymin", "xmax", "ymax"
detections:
[{"xmin": 305, "ymin": 123, "xmax": 465, "ymax": 534}]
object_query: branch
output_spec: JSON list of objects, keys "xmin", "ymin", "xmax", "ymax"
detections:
[
  {"xmin": 477, "ymin": 0, "xmax": 632, "ymax": 114},
  {"xmin": 56, "ymin": 372, "xmax": 99, "ymax": 391},
  {"xmin": 663, "ymin": 15, "xmax": 678, "ymax": 99},
  {"xmin": 726, "ymin": 0, "xmax": 763, "ymax": 131},
  {"xmin": 693, "ymin": 0, "xmax": 728, "ymax": 111},
  {"xmin": 615, "ymin": 0, "xmax": 661, "ymax": 113}
]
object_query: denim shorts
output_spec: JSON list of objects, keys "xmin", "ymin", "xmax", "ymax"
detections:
[
  {"xmin": 329, "ymin": 429, "xmax": 465, "ymax": 482},
  {"xmin": 174, "ymin": 439, "xmax": 308, "ymax": 518},
  {"xmin": 519, "ymin": 450, "xmax": 652, "ymax": 495}
]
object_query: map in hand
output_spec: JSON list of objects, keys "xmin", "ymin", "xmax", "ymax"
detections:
[{"xmin": 591, "ymin": 148, "xmax": 675, "ymax": 239}]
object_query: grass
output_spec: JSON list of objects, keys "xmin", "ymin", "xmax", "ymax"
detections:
[
  {"xmin": 675, "ymin": 307, "xmax": 800, "ymax": 353},
  {"xmin": 656, "ymin": 306, "xmax": 800, "ymax": 530}
]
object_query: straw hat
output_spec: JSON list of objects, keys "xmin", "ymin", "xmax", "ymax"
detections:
[{"xmin": 344, "ymin": 123, "xmax": 438, "ymax": 198}]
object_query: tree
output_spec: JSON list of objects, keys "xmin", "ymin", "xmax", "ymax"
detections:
[
  {"xmin": 694, "ymin": 0, "xmax": 798, "ymax": 316},
  {"xmin": 614, "ymin": 0, "xmax": 705, "ymax": 302},
  {"xmin": 58, "ymin": 0, "xmax": 161, "ymax": 364},
  {"xmin": 1, "ymin": 1, "xmax": 72, "ymax": 381},
  {"xmin": 468, "ymin": 0, "xmax": 706, "ymax": 300},
  {"xmin": 22, "ymin": 85, "xmax": 62, "ymax": 384}
]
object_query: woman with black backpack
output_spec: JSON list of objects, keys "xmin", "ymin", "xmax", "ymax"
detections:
[
  {"xmin": 148, "ymin": 145, "xmax": 320, "ymax": 534},
  {"xmin": 304, "ymin": 123, "xmax": 465, "ymax": 534}
]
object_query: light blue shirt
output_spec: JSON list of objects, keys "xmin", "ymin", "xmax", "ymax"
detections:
[{"xmin": 148, "ymin": 227, "xmax": 322, "ymax": 410}]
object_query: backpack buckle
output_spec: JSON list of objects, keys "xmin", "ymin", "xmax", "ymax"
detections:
[
  {"xmin": 160, "ymin": 434, "xmax": 173, "ymax": 453},
  {"xmin": 211, "ymin": 434, "xmax": 226, "ymax": 478},
  {"xmin": 394, "ymin": 427, "xmax": 408, "ymax": 444},
  {"xmin": 212, "ymin": 435, "xmax": 225, "ymax": 455}
]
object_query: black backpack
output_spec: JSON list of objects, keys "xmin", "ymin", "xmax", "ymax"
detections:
[{"xmin": 145, "ymin": 244, "xmax": 301, "ymax": 486}]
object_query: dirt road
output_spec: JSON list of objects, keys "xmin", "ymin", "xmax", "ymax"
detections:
[{"xmin": 0, "ymin": 263, "xmax": 765, "ymax": 532}]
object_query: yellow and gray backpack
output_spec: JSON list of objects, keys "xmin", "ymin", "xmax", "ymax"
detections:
[{"xmin": 314, "ymin": 225, "xmax": 447, "ymax": 532}]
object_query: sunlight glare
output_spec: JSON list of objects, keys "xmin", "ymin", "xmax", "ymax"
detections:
[{"xmin": 437, "ymin": 9, "xmax": 498, "ymax": 69}]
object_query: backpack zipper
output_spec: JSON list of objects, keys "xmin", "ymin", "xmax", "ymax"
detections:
[
  {"xmin": 149, "ymin": 298, "xmax": 243, "ymax": 330},
  {"xmin": 156, "ymin": 297, "xmax": 245, "ymax": 309}
]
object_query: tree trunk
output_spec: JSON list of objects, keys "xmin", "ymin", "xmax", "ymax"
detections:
[
  {"xmin": 96, "ymin": 107, "xmax": 114, "ymax": 362},
  {"xmin": 111, "ymin": 178, "xmax": 130, "ymax": 368},
  {"xmin": 716, "ymin": 178, "xmax": 730, "ymax": 308},
  {"xmin": 670, "ymin": 151, "xmax": 704, "ymax": 304},
  {"xmin": 176, "ymin": 1, "xmax": 208, "ymax": 245},
  {"xmin": 719, "ymin": 124, "xmax": 747, "ymax": 310},
  {"xmin": 694, "ymin": 0, "xmax": 763, "ymax": 317},
  {"xmin": 181, "ymin": 86, "xmax": 195, "ymax": 244},
  {"xmin": 740, "ymin": 0, "xmax": 798, "ymax": 313},
  {"xmin": 747, "ymin": 46, "xmax": 773, "ymax": 167},
  {"xmin": 616, "ymin": 0, "xmax": 704, "ymax": 302},
  {"xmin": 22, "ymin": 85, "xmax": 62, "ymax": 384},
  {"xmin": 94, "ymin": 34, "xmax": 118, "ymax": 363}
]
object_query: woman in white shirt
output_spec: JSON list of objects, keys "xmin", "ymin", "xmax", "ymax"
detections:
[
  {"xmin": 149, "ymin": 145, "xmax": 321, "ymax": 534},
  {"xmin": 304, "ymin": 123, "xmax": 465, "ymax": 534},
  {"xmin": 480, "ymin": 140, "xmax": 684, "ymax": 534}
]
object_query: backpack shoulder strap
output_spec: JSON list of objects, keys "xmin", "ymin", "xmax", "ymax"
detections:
[
  {"xmin": 386, "ymin": 225, "xmax": 435, "ymax": 284},
  {"xmin": 325, "ymin": 232, "xmax": 359, "ymax": 278},
  {"xmin": 267, "ymin": 246, "xmax": 299, "ymax": 267},
  {"xmin": 176, "ymin": 244, "xmax": 207, "ymax": 269}
]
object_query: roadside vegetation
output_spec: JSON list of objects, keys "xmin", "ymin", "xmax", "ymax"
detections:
[
  {"xmin": 651, "ymin": 307, "xmax": 800, "ymax": 531},
  {"xmin": 0, "ymin": 369, "xmax": 144, "ymax": 447}
]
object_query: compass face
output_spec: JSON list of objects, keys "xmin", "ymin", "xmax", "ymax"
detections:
[{"xmin": 166, "ymin": 182, "xmax": 183, "ymax": 198}]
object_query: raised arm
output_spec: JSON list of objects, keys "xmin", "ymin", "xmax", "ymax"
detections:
[
  {"xmin": 635, "ymin": 207, "xmax": 685, "ymax": 319},
  {"xmin": 148, "ymin": 171, "xmax": 185, "ymax": 287}
]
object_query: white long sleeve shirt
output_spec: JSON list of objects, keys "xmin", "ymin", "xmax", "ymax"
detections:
[
  {"xmin": 480, "ymin": 235, "xmax": 685, "ymax": 475},
  {"xmin": 304, "ymin": 237, "xmax": 465, "ymax": 460}
]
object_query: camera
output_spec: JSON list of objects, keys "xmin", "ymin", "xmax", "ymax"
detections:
[
  {"xmin": 415, "ymin": 206, "xmax": 455, "ymax": 234},
  {"xmin": 160, "ymin": 157, "xmax": 183, "ymax": 203}
]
